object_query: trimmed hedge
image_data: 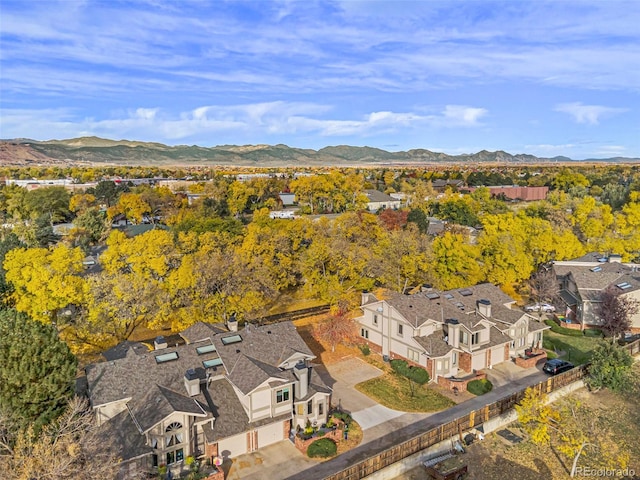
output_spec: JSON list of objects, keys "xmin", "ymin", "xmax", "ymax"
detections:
[
  {"xmin": 467, "ymin": 378, "xmax": 493, "ymax": 396},
  {"xmin": 390, "ymin": 359, "xmax": 430, "ymax": 384},
  {"xmin": 307, "ymin": 438, "xmax": 337, "ymax": 458}
]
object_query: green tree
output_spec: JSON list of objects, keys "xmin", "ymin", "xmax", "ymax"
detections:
[
  {"xmin": 586, "ymin": 341, "xmax": 634, "ymax": 392},
  {"xmin": 0, "ymin": 309, "xmax": 77, "ymax": 433}
]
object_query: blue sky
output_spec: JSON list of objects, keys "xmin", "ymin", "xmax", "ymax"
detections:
[{"xmin": 1, "ymin": 0, "xmax": 639, "ymax": 159}]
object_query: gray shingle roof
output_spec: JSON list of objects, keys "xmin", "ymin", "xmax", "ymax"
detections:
[
  {"xmin": 414, "ymin": 333, "xmax": 453, "ymax": 358},
  {"xmin": 364, "ymin": 189, "xmax": 397, "ymax": 203},
  {"xmin": 95, "ymin": 409, "xmax": 152, "ymax": 462},
  {"xmin": 129, "ymin": 385, "xmax": 207, "ymax": 432},
  {"xmin": 226, "ymin": 355, "xmax": 290, "ymax": 395},
  {"xmin": 213, "ymin": 322, "xmax": 314, "ymax": 375},
  {"xmin": 180, "ymin": 322, "xmax": 228, "ymax": 343}
]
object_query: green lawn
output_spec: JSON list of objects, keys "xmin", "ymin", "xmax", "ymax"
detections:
[
  {"xmin": 355, "ymin": 370, "xmax": 455, "ymax": 412},
  {"xmin": 543, "ymin": 330, "xmax": 599, "ymax": 365}
]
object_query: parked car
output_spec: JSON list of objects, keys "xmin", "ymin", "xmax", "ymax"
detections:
[
  {"xmin": 542, "ymin": 359, "xmax": 574, "ymax": 375},
  {"xmin": 525, "ymin": 303, "xmax": 556, "ymax": 313}
]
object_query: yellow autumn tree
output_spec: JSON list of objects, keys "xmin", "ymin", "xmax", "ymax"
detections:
[{"xmin": 3, "ymin": 245, "xmax": 86, "ymax": 324}]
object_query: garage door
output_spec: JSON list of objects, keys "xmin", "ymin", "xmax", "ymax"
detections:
[
  {"xmin": 472, "ymin": 351, "xmax": 485, "ymax": 371},
  {"xmin": 491, "ymin": 346, "xmax": 506, "ymax": 366},
  {"xmin": 218, "ymin": 432, "xmax": 247, "ymax": 458},
  {"xmin": 257, "ymin": 421, "xmax": 284, "ymax": 448}
]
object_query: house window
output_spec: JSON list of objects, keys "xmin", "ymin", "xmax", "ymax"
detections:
[
  {"xmin": 373, "ymin": 314, "xmax": 378, "ymax": 326},
  {"xmin": 297, "ymin": 404, "xmax": 304, "ymax": 415},
  {"xmin": 471, "ymin": 332, "xmax": 480, "ymax": 345},
  {"xmin": 408, "ymin": 349, "xmax": 420, "ymax": 362},
  {"xmin": 398, "ymin": 324, "xmax": 403, "ymax": 337},
  {"xmin": 276, "ymin": 388, "xmax": 290, "ymax": 403},
  {"xmin": 165, "ymin": 422, "xmax": 184, "ymax": 465},
  {"xmin": 166, "ymin": 449, "xmax": 184, "ymax": 465},
  {"xmin": 518, "ymin": 337, "xmax": 525, "ymax": 347},
  {"xmin": 152, "ymin": 454, "xmax": 158, "ymax": 467},
  {"xmin": 452, "ymin": 352, "xmax": 458, "ymax": 366},
  {"xmin": 318, "ymin": 403, "xmax": 323, "ymax": 416},
  {"xmin": 360, "ymin": 328, "xmax": 369, "ymax": 339},
  {"xmin": 307, "ymin": 400, "xmax": 313, "ymax": 415},
  {"xmin": 460, "ymin": 330, "xmax": 468, "ymax": 345}
]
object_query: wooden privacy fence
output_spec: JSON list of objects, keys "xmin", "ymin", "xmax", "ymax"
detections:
[{"xmin": 324, "ymin": 365, "xmax": 589, "ymax": 480}]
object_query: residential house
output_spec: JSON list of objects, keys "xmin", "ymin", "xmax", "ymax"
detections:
[
  {"xmin": 432, "ymin": 179, "xmax": 465, "ymax": 192},
  {"xmin": 553, "ymin": 253, "xmax": 640, "ymax": 332},
  {"xmin": 86, "ymin": 321, "xmax": 331, "ymax": 479},
  {"xmin": 364, "ymin": 189, "xmax": 402, "ymax": 212},
  {"xmin": 356, "ymin": 283, "xmax": 549, "ymax": 381}
]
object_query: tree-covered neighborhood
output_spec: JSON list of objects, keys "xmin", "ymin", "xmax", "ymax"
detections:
[{"xmin": 0, "ymin": 162, "xmax": 639, "ymax": 479}]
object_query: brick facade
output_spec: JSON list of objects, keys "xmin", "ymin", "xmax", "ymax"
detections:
[
  {"xmin": 294, "ymin": 426, "xmax": 343, "ymax": 454},
  {"xmin": 459, "ymin": 352, "xmax": 472, "ymax": 372},
  {"xmin": 514, "ymin": 349, "xmax": 547, "ymax": 368}
]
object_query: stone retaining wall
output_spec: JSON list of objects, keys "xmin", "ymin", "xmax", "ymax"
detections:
[{"xmin": 437, "ymin": 371, "xmax": 487, "ymax": 392}]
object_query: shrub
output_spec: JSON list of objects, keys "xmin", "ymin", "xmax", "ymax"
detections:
[
  {"xmin": 546, "ymin": 350, "xmax": 558, "ymax": 359},
  {"xmin": 467, "ymin": 378, "xmax": 493, "ymax": 395},
  {"xmin": 359, "ymin": 344, "xmax": 371, "ymax": 356},
  {"xmin": 307, "ymin": 438, "xmax": 337, "ymax": 458},
  {"xmin": 332, "ymin": 411, "xmax": 352, "ymax": 426}
]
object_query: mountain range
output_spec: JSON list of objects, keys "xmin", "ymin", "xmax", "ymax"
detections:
[{"xmin": 1, "ymin": 137, "xmax": 638, "ymax": 167}]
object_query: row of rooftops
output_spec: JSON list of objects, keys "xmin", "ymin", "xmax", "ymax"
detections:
[{"xmin": 553, "ymin": 252, "xmax": 640, "ymax": 294}]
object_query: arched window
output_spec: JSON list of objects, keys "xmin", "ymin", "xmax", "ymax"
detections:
[{"xmin": 165, "ymin": 422, "xmax": 184, "ymax": 464}]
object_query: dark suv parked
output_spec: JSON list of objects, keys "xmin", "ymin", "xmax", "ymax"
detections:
[{"xmin": 542, "ymin": 359, "xmax": 574, "ymax": 375}]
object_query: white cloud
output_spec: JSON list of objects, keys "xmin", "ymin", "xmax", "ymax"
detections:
[
  {"xmin": 442, "ymin": 105, "xmax": 487, "ymax": 126},
  {"xmin": 555, "ymin": 102, "xmax": 627, "ymax": 125},
  {"xmin": 0, "ymin": 102, "xmax": 487, "ymax": 143}
]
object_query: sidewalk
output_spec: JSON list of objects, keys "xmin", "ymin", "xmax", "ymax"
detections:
[{"xmin": 286, "ymin": 369, "xmax": 547, "ymax": 480}]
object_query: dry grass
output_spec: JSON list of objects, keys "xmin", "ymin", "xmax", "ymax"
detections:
[{"xmin": 294, "ymin": 314, "xmax": 363, "ymax": 365}]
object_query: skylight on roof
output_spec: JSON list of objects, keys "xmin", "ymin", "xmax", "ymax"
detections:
[
  {"xmin": 616, "ymin": 282, "xmax": 632, "ymax": 290},
  {"xmin": 196, "ymin": 344, "xmax": 216, "ymax": 355},
  {"xmin": 455, "ymin": 302, "xmax": 465, "ymax": 309},
  {"xmin": 203, "ymin": 358, "xmax": 223, "ymax": 368},
  {"xmin": 590, "ymin": 266, "xmax": 602, "ymax": 272},
  {"xmin": 459, "ymin": 289, "xmax": 473, "ymax": 296},
  {"xmin": 444, "ymin": 293, "xmax": 454, "ymax": 300},
  {"xmin": 221, "ymin": 334, "xmax": 242, "ymax": 345},
  {"xmin": 155, "ymin": 352, "xmax": 179, "ymax": 364},
  {"xmin": 426, "ymin": 292, "xmax": 440, "ymax": 300}
]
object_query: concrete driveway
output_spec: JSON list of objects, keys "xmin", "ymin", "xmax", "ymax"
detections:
[
  {"xmin": 317, "ymin": 357, "xmax": 407, "ymax": 430},
  {"xmin": 484, "ymin": 360, "xmax": 545, "ymax": 388}
]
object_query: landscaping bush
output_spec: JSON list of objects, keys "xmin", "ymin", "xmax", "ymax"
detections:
[
  {"xmin": 359, "ymin": 344, "xmax": 371, "ymax": 356},
  {"xmin": 467, "ymin": 378, "xmax": 493, "ymax": 395},
  {"xmin": 546, "ymin": 350, "xmax": 558, "ymax": 359},
  {"xmin": 307, "ymin": 438, "xmax": 337, "ymax": 458},
  {"xmin": 544, "ymin": 319, "xmax": 584, "ymax": 337},
  {"xmin": 332, "ymin": 411, "xmax": 352, "ymax": 426}
]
